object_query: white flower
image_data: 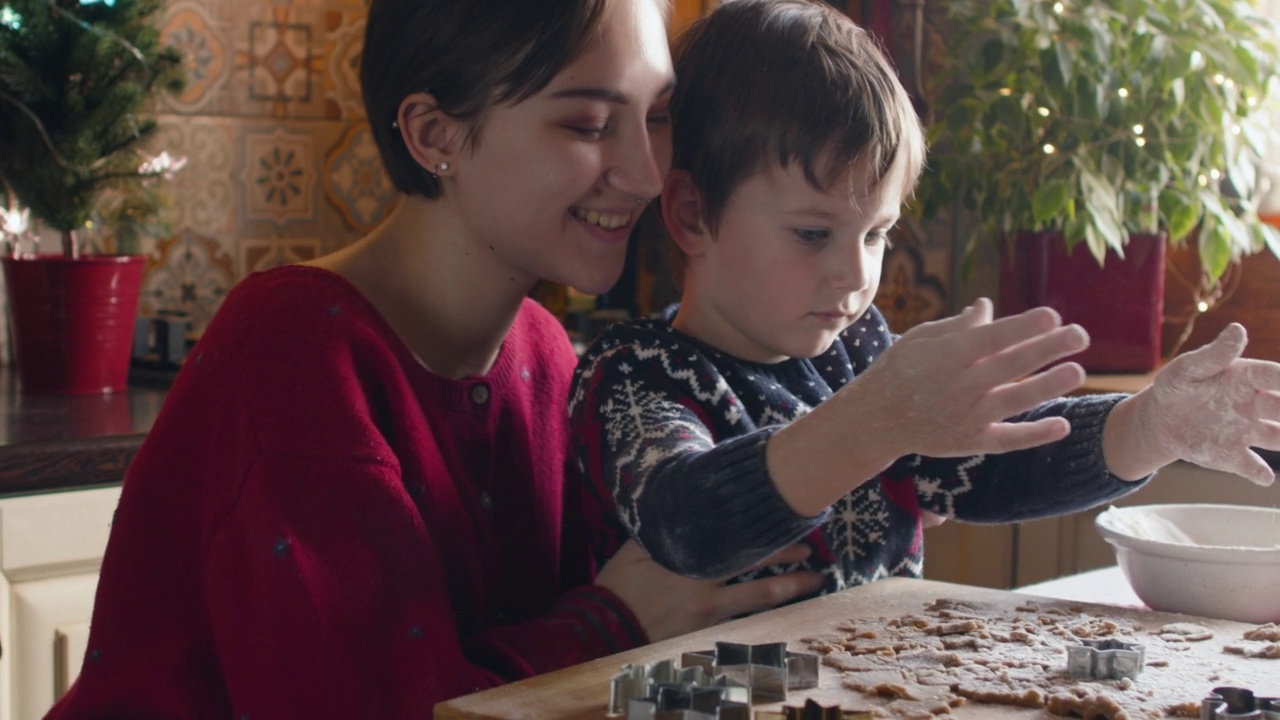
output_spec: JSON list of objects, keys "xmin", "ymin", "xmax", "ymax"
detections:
[
  {"xmin": 0, "ymin": 204, "xmax": 30, "ymax": 238},
  {"xmin": 138, "ymin": 151, "xmax": 188, "ymax": 180}
]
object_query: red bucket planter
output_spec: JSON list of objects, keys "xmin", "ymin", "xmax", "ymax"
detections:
[
  {"xmin": 2, "ymin": 254, "xmax": 146, "ymax": 394},
  {"xmin": 999, "ymin": 231, "xmax": 1167, "ymax": 373}
]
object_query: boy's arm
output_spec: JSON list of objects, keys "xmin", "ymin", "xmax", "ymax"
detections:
[
  {"xmin": 766, "ymin": 300, "xmax": 1090, "ymax": 517},
  {"xmin": 570, "ymin": 341, "xmax": 825, "ymax": 579}
]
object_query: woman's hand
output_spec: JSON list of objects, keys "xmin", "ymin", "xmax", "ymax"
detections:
[
  {"xmin": 594, "ymin": 539, "xmax": 823, "ymax": 643},
  {"xmin": 1105, "ymin": 323, "xmax": 1280, "ymax": 486}
]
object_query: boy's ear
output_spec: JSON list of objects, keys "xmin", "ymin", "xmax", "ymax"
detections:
[
  {"xmin": 397, "ymin": 92, "xmax": 463, "ymax": 175},
  {"xmin": 661, "ymin": 169, "xmax": 712, "ymax": 257}
]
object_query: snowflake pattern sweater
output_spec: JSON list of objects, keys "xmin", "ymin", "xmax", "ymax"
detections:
[
  {"xmin": 569, "ymin": 305, "xmax": 1145, "ymax": 595},
  {"xmin": 45, "ymin": 266, "xmax": 644, "ymax": 720}
]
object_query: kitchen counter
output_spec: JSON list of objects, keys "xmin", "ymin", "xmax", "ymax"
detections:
[{"xmin": 0, "ymin": 366, "xmax": 168, "ymax": 496}]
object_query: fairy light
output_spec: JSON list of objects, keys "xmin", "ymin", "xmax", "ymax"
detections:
[
  {"xmin": 1118, "ymin": 87, "xmax": 1130, "ymax": 98},
  {"xmin": 1224, "ymin": 78, "xmax": 1236, "ymax": 89},
  {"xmin": 1198, "ymin": 173, "xmax": 1210, "ymax": 186},
  {"xmin": 1232, "ymin": 124, "xmax": 1242, "ymax": 135},
  {"xmin": 1214, "ymin": 73, "xmax": 1226, "ymax": 85},
  {"xmin": 1210, "ymin": 168, "xmax": 1222, "ymax": 180},
  {"xmin": 1132, "ymin": 124, "xmax": 1144, "ymax": 135},
  {"xmin": 1197, "ymin": 300, "xmax": 1210, "ymax": 313},
  {"xmin": 999, "ymin": 87, "xmax": 1013, "ymax": 96},
  {"xmin": 1037, "ymin": 106, "xmax": 1050, "ymax": 116},
  {"xmin": 1053, "ymin": 1, "xmax": 1064, "ymax": 12},
  {"xmin": 1248, "ymin": 96, "xmax": 1259, "ymax": 107},
  {"xmin": 1043, "ymin": 143, "xmax": 1057, "ymax": 154},
  {"xmin": 1135, "ymin": 138, "xmax": 1147, "ymax": 147},
  {"xmin": 0, "ymin": 5, "xmax": 20, "ymax": 29}
]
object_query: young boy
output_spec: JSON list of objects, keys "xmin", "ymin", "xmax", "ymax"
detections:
[{"xmin": 569, "ymin": 0, "xmax": 1280, "ymax": 598}]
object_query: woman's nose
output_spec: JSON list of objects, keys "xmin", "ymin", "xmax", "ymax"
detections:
[{"xmin": 606, "ymin": 123, "xmax": 668, "ymax": 200}]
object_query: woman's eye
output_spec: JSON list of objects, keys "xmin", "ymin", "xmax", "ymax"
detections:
[
  {"xmin": 569, "ymin": 125, "xmax": 608, "ymax": 139},
  {"xmin": 647, "ymin": 112, "xmax": 671, "ymax": 127},
  {"xmin": 794, "ymin": 228, "xmax": 830, "ymax": 243}
]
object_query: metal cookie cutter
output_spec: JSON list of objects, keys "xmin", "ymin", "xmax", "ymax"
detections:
[
  {"xmin": 681, "ymin": 641, "xmax": 819, "ymax": 703},
  {"xmin": 610, "ymin": 659, "xmax": 750, "ymax": 717},
  {"xmin": 1065, "ymin": 638, "xmax": 1145, "ymax": 680},
  {"xmin": 1201, "ymin": 686, "xmax": 1280, "ymax": 720},
  {"xmin": 626, "ymin": 683, "xmax": 751, "ymax": 720}
]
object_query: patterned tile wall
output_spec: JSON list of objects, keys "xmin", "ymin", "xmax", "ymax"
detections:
[{"xmin": 122, "ymin": 0, "xmax": 395, "ymax": 336}]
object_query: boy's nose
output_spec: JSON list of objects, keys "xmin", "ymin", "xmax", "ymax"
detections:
[{"xmin": 831, "ymin": 247, "xmax": 873, "ymax": 292}]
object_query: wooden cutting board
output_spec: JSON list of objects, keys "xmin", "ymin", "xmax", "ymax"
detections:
[{"xmin": 434, "ymin": 578, "xmax": 1280, "ymax": 719}]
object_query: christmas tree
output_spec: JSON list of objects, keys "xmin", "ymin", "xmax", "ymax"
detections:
[{"xmin": 0, "ymin": 0, "xmax": 184, "ymax": 256}]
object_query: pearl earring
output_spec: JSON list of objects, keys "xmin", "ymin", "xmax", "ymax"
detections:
[
  {"xmin": 391, "ymin": 120, "xmax": 399, "ymax": 130},
  {"xmin": 437, "ymin": 162, "xmax": 450, "ymax": 173}
]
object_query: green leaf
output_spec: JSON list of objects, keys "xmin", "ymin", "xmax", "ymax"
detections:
[{"xmin": 1031, "ymin": 179, "xmax": 1070, "ymax": 224}]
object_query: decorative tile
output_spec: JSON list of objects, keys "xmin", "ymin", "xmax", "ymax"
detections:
[
  {"xmin": 321, "ymin": 11, "xmax": 366, "ymax": 120},
  {"xmin": 324, "ymin": 122, "xmax": 397, "ymax": 233},
  {"xmin": 875, "ymin": 241, "xmax": 947, "ymax": 333},
  {"xmin": 249, "ymin": 20, "xmax": 312, "ymax": 103},
  {"xmin": 161, "ymin": 1, "xmax": 229, "ymax": 113},
  {"xmin": 141, "ymin": 231, "xmax": 237, "ymax": 334},
  {"xmin": 154, "ymin": 116, "xmax": 237, "ymax": 234},
  {"xmin": 242, "ymin": 127, "xmax": 316, "ymax": 226},
  {"xmin": 239, "ymin": 237, "xmax": 320, "ymax": 276}
]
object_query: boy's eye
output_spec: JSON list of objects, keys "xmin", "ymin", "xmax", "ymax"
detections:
[
  {"xmin": 867, "ymin": 229, "xmax": 896, "ymax": 249},
  {"xmin": 793, "ymin": 228, "xmax": 831, "ymax": 243}
]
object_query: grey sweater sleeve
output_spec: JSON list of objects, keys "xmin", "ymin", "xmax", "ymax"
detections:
[{"xmin": 910, "ymin": 392, "xmax": 1149, "ymax": 522}]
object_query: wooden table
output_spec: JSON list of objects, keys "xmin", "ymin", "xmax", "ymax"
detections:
[{"xmin": 436, "ymin": 577, "xmax": 1280, "ymax": 719}]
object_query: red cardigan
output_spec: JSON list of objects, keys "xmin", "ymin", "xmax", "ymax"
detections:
[{"xmin": 45, "ymin": 266, "xmax": 644, "ymax": 719}]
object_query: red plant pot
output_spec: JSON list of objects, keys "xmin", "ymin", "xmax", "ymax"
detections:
[
  {"xmin": 2, "ymin": 254, "xmax": 146, "ymax": 394},
  {"xmin": 999, "ymin": 232, "xmax": 1167, "ymax": 373}
]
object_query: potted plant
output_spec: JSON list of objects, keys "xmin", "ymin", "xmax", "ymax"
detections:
[
  {"xmin": 914, "ymin": 0, "xmax": 1280, "ymax": 372},
  {"xmin": 0, "ymin": 0, "xmax": 184, "ymax": 393}
]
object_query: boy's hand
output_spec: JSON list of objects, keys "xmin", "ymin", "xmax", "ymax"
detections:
[
  {"xmin": 595, "ymin": 539, "xmax": 823, "ymax": 642},
  {"xmin": 768, "ymin": 298, "xmax": 1090, "ymax": 516},
  {"xmin": 1109, "ymin": 323, "xmax": 1280, "ymax": 486},
  {"xmin": 855, "ymin": 297, "xmax": 1089, "ymax": 460}
]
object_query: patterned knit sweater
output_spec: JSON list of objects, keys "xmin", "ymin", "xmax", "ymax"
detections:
[{"xmin": 569, "ymin": 305, "xmax": 1145, "ymax": 596}]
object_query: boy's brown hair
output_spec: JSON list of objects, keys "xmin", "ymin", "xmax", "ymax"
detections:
[
  {"xmin": 362, "ymin": 0, "xmax": 619, "ymax": 199},
  {"xmin": 668, "ymin": 0, "xmax": 925, "ymax": 268}
]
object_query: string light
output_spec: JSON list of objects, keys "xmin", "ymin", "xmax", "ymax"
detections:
[
  {"xmin": 1037, "ymin": 106, "xmax": 1050, "ymax": 116},
  {"xmin": 1118, "ymin": 87, "xmax": 1130, "ymax": 98},
  {"xmin": 1198, "ymin": 174, "xmax": 1210, "ymax": 186},
  {"xmin": 0, "ymin": 5, "xmax": 19, "ymax": 29},
  {"xmin": 1053, "ymin": 1, "xmax": 1064, "ymax": 12},
  {"xmin": 1197, "ymin": 300, "xmax": 1210, "ymax": 313},
  {"xmin": 1043, "ymin": 143, "xmax": 1057, "ymax": 154},
  {"xmin": 1214, "ymin": 73, "xmax": 1226, "ymax": 85},
  {"xmin": 1135, "ymin": 138, "xmax": 1146, "ymax": 147},
  {"xmin": 1231, "ymin": 124, "xmax": 1242, "ymax": 135},
  {"xmin": 999, "ymin": 87, "xmax": 1013, "ymax": 96},
  {"xmin": 1132, "ymin": 124, "xmax": 1144, "ymax": 135},
  {"xmin": 1210, "ymin": 168, "xmax": 1222, "ymax": 180}
]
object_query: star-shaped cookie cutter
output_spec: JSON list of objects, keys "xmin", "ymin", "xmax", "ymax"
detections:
[
  {"xmin": 625, "ymin": 683, "xmax": 751, "ymax": 720},
  {"xmin": 1065, "ymin": 638, "xmax": 1145, "ymax": 680},
  {"xmin": 681, "ymin": 641, "xmax": 820, "ymax": 703},
  {"xmin": 609, "ymin": 659, "xmax": 750, "ymax": 717},
  {"xmin": 1202, "ymin": 686, "xmax": 1280, "ymax": 720}
]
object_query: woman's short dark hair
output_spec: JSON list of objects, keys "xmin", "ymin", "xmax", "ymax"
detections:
[
  {"xmin": 671, "ymin": 0, "xmax": 926, "ymax": 234},
  {"xmin": 361, "ymin": 0, "xmax": 613, "ymax": 199}
]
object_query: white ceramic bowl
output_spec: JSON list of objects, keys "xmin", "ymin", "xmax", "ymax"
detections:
[{"xmin": 1095, "ymin": 503, "xmax": 1280, "ymax": 624}]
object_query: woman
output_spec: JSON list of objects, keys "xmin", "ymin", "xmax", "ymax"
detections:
[{"xmin": 43, "ymin": 0, "xmax": 823, "ymax": 716}]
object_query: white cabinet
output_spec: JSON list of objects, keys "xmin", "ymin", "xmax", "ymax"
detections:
[{"xmin": 0, "ymin": 486, "xmax": 120, "ymax": 720}]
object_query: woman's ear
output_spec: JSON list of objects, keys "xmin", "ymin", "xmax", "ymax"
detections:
[
  {"xmin": 661, "ymin": 169, "xmax": 711, "ymax": 257},
  {"xmin": 396, "ymin": 92, "xmax": 463, "ymax": 176}
]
